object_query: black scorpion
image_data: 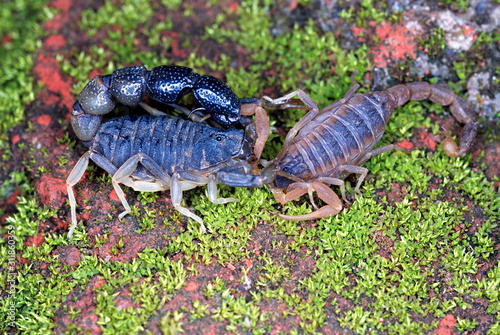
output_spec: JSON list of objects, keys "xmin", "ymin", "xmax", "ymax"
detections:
[{"xmin": 66, "ymin": 65, "xmax": 272, "ymax": 237}]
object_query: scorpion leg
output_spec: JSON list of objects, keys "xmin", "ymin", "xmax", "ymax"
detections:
[
  {"xmin": 267, "ymin": 90, "xmax": 319, "ymax": 142},
  {"xmin": 66, "ymin": 151, "xmax": 91, "ymax": 239},
  {"xmin": 170, "ymin": 172, "xmax": 207, "ymax": 233},
  {"xmin": 207, "ymin": 174, "xmax": 239, "ymax": 204},
  {"xmin": 264, "ymin": 85, "xmax": 360, "ymax": 143},
  {"xmin": 319, "ymin": 145, "xmax": 409, "ymax": 205},
  {"xmin": 138, "ymin": 102, "xmax": 167, "ymax": 116},
  {"xmin": 66, "ymin": 151, "xmax": 120, "ymax": 238},
  {"xmin": 139, "ymin": 102, "xmax": 209, "ymax": 123},
  {"xmin": 111, "ymin": 153, "xmax": 171, "ymax": 219}
]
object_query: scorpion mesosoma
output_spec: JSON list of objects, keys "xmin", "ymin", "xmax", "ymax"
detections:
[
  {"xmin": 71, "ymin": 65, "xmax": 269, "ymax": 161},
  {"xmin": 66, "ymin": 111, "xmax": 263, "ymax": 238},
  {"xmin": 218, "ymin": 81, "xmax": 477, "ymax": 220}
]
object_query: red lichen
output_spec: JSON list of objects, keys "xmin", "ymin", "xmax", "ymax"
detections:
[
  {"xmin": 434, "ymin": 314, "xmax": 457, "ymax": 335},
  {"xmin": 36, "ymin": 114, "xmax": 52, "ymax": 127},
  {"xmin": 185, "ymin": 281, "xmax": 200, "ymax": 291},
  {"xmin": 25, "ymin": 233, "xmax": 45, "ymax": 247},
  {"xmin": 34, "ymin": 54, "xmax": 73, "ymax": 110},
  {"xmin": 369, "ymin": 21, "xmax": 421, "ymax": 68},
  {"xmin": 397, "ymin": 139, "xmax": 414, "ymax": 150},
  {"xmin": 54, "ymin": 245, "xmax": 81, "ymax": 266},
  {"xmin": 35, "ymin": 175, "xmax": 67, "ymax": 209},
  {"xmin": 44, "ymin": 34, "xmax": 66, "ymax": 50},
  {"xmin": 418, "ymin": 128, "xmax": 438, "ymax": 151},
  {"xmin": 49, "ymin": 0, "xmax": 72, "ymax": 11}
]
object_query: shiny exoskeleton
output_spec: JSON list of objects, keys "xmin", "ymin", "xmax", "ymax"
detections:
[
  {"xmin": 71, "ymin": 64, "xmax": 270, "ymax": 167},
  {"xmin": 66, "ymin": 113, "xmax": 258, "ymax": 238},
  {"xmin": 72, "ymin": 65, "xmax": 247, "ymax": 141},
  {"xmin": 218, "ymin": 81, "xmax": 477, "ymax": 220}
]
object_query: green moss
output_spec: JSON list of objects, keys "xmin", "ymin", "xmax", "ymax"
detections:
[
  {"xmin": 338, "ymin": 0, "xmax": 389, "ymax": 27},
  {"xmin": 0, "ymin": 0, "xmax": 50, "ymax": 136}
]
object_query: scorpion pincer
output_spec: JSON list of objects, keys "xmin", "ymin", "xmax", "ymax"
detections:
[
  {"xmin": 70, "ymin": 64, "xmax": 269, "ymax": 162},
  {"xmin": 218, "ymin": 81, "xmax": 477, "ymax": 220},
  {"xmin": 66, "ymin": 112, "xmax": 260, "ymax": 238}
]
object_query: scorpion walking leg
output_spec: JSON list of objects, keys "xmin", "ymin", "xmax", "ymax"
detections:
[
  {"xmin": 207, "ymin": 174, "xmax": 239, "ymax": 204},
  {"xmin": 66, "ymin": 151, "xmax": 119, "ymax": 238},
  {"xmin": 139, "ymin": 102, "xmax": 208, "ymax": 123},
  {"xmin": 321, "ymin": 144, "xmax": 408, "ymax": 200},
  {"xmin": 66, "ymin": 151, "xmax": 91, "ymax": 239},
  {"xmin": 111, "ymin": 153, "xmax": 171, "ymax": 219},
  {"xmin": 264, "ymin": 85, "xmax": 360, "ymax": 143},
  {"xmin": 261, "ymin": 90, "xmax": 320, "ymax": 142},
  {"xmin": 170, "ymin": 173, "xmax": 207, "ymax": 233}
]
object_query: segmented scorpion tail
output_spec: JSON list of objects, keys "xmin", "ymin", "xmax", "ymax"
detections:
[
  {"xmin": 387, "ymin": 82, "xmax": 477, "ymax": 157},
  {"xmin": 70, "ymin": 65, "xmax": 242, "ymax": 142}
]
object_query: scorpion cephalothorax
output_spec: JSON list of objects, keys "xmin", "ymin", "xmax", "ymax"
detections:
[{"xmin": 219, "ymin": 81, "xmax": 477, "ymax": 220}]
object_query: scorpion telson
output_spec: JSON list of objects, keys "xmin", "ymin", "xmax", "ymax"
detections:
[{"xmin": 219, "ymin": 81, "xmax": 477, "ymax": 221}]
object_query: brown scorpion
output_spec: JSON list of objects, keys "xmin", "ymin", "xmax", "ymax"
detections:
[{"xmin": 218, "ymin": 81, "xmax": 477, "ymax": 220}]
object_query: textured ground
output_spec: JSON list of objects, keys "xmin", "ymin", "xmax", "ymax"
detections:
[{"xmin": 1, "ymin": 0, "xmax": 499, "ymax": 334}]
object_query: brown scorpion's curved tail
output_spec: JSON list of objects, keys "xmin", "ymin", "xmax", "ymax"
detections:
[{"xmin": 387, "ymin": 82, "xmax": 477, "ymax": 157}]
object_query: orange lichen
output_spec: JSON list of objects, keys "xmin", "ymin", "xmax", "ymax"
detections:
[{"xmin": 369, "ymin": 21, "xmax": 422, "ymax": 68}]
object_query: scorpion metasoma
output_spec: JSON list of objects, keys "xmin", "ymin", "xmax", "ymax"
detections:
[
  {"xmin": 66, "ymin": 65, "xmax": 270, "ymax": 238},
  {"xmin": 218, "ymin": 80, "xmax": 477, "ymax": 220},
  {"xmin": 70, "ymin": 64, "xmax": 269, "ymax": 160}
]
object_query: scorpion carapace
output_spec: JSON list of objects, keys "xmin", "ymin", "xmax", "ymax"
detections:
[
  {"xmin": 66, "ymin": 113, "xmax": 259, "ymax": 238},
  {"xmin": 218, "ymin": 81, "xmax": 477, "ymax": 221},
  {"xmin": 71, "ymin": 64, "xmax": 270, "ymax": 165}
]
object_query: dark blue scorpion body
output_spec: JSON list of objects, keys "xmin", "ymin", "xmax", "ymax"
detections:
[
  {"xmin": 67, "ymin": 106, "xmax": 261, "ymax": 238},
  {"xmin": 92, "ymin": 114, "xmax": 250, "ymax": 176},
  {"xmin": 66, "ymin": 64, "xmax": 274, "ymax": 238}
]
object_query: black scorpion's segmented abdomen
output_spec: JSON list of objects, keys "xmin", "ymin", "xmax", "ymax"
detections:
[{"xmin": 91, "ymin": 114, "xmax": 245, "ymax": 176}]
